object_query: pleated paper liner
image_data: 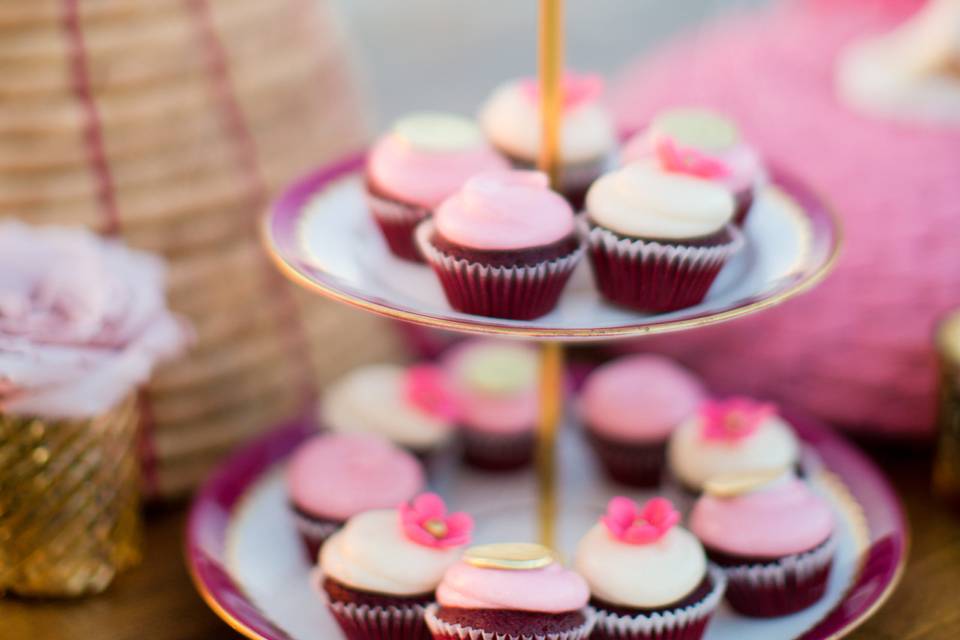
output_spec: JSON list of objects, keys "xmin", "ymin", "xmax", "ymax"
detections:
[{"xmin": 0, "ymin": 394, "xmax": 141, "ymax": 596}]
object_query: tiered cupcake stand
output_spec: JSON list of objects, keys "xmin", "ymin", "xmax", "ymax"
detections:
[{"xmin": 185, "ymin": 5, "xmax": 906, "ymax": 639}]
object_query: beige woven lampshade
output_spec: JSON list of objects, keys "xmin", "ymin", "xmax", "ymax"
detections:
[{"xmin": 0, "ymin": 0, "xmax": 403, "ymax": 498}]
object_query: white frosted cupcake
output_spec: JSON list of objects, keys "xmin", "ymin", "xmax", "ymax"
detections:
[
  {"xmin": 479, "ymin": 72, "xmax": 616, "ymax": 209},
  {"xmin": 320, "ymin": 364, "xmax": 455, "ymax": 458},
  {"xmin": 667, "ymin": 397, "xmax": 800, "ymax": 492},
  {"xmin": 622, "ymin": 107, "xmax": 765, "ymax": 226},
  {"xmin": 575, "ymin": 497, "xmax": 725, "ymax": 640},
  {"xmin": 583, "ymin": 161, "xmax": 743, "ymax": 313},
  {"xmin": 319, "ymin": 494, "xmax": 473, "ymax": 640}
]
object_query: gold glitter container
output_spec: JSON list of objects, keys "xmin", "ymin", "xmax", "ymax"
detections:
[
  {"xmin": 934, "ymin": 311, "xmax": 960, "ymax": 506},
  {"xmin": 0, "ymin": 394, "xmax": 141, "ymax": 597}
]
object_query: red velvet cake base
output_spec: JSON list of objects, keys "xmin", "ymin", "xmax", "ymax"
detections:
[
  {"xmin": 433, "ymin": 607, "xmax": 587, "ymax": 637},
  {"xmin": 460, "ymin": 427, "xmax": 536, "ymax": 471},
  {"xmin": 323, "ymin": 577, "xmax": 433, "ymax": 640},
  {"xmin": 366, "ymin": 180, "xmax": 430, "ymax": 263},
  {"xmin": 586, "ymin": 430, "xmax": 665, "ymax": 487}
]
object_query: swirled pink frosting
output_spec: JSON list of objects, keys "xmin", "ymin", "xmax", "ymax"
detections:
[
  {"xmin": 690, "ymin": 477, "xmax": 834, "ymax": 558},
  {"xmin": 368, "ymin": 134, "xmax": 507, "ymax": 209},
  {"xmin": 434, "ymin": 171, "xmax": 575, "ymax": 250},
  {"xmin": 580, "ymin": 355, "xmax": 705, "ymax": 441},
  {"xmin": 436, "ymin": 560, "xmax": 589, "ymax": 613},
  {"xmin": 0, "ymin": 221, "xmax": 190, "ymax": 418},
  {"xmin": 286, "ymin": 433, "xmax": 424, "ymax": 521}
]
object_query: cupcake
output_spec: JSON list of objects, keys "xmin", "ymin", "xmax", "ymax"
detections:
[
  {"xmin": 367, "ymin": 112, "xmax": 508, "ymax": 262},
  {"xmin": 286, "ymin": 433, "xmax": 425, "ymax": 559},
  {"xmin": 321, "ymin": 363, "xmax": 456, "ymax": 458},
  {"xmin": 442, "ymin": 339, "xmax": 540, "ymax": 471},
  {"xmin": 580, "ymin": 355, "xmax": 705, "ymax": 487},
  {"xmin": 622, "ymin": 108, "xmax": 765, "ymax": 226},
  {"xmin": 425, "ymin": 543, "xmax": 594, "ymax": 640},
  {"xmin": 583, "ymin": 161, "xmax": 743, "ymax": 313},
  {"xmin": 320, "ymin": 494, "xmax": 473, "ymax": 640},
  {"xmin": 417, "ymin": 171, "xmax": 584, "ymax": 320},
  {"xmin": 575, "ymin": 497, "xmax": 725, "ymax": 640},
  {"xmin": 690, "ymin": 471, "xmax": 836, "ymax": 617},
  {"xmin": 479, "ymin": 72, "xmax": 616, "ymax": 208},
  {"xmin": 667, "ymin": 397, "xmax": 800, "ymax": 493}
]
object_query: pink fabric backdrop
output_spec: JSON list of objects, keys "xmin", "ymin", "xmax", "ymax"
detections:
[{"xmin": 609, "ymin": 0, "xmax": 960, "ymax": 438}]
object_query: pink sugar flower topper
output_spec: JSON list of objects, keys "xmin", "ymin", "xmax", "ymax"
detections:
[
  {"xmin": 655, "ymin": 137, "xmax": 731, "ymax": 180},
  {"xmin": 699, "ymin": 397, "xmax": 778, "ymax": 442},
  {"xmin": 404, "ymin": 364, "xmax": 461, "ymax": 422},
  {"xmin": 602, "ymin": 496, "xmax": 680, "ymax": 545},
  {"xmin": 399, "ymin": 493, "xmax": 474, "ymax": 549},
  {"xmin": 520, "ymin": 71, "xmax": 605, "ymax": 111}
]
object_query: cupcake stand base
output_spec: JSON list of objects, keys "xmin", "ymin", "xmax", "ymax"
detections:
[{"xmin": 185, "ymin": 409, "xmax": 906, "ymax": 640}]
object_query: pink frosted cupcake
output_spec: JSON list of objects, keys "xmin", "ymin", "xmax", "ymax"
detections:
[
  {"xmin": 417, "ymin": 171, "xmax": 584, "ymax": 320},
  {"xmin": 286, "ymin": 433, "xmax": 425, "ymax": 559},
  {"xmin": 690, "ymin": 472, "xmax": 835, "ymax": 617},
  {"xmin": 425, "ymin": 543, "xmax": 594, "ymax": 640},
  {"xmin": 575, "ymin": 497, "xmax": 725, "ymax": 640},
  {"xmin": 622, "ymin": 108, "xmax": 766, "ymax": 226},
  {"xmin": 319, "ymin": 494, "xmax": 473, "ymax": 640},
  {"xmin": 580, "ymin": 355, "xmax": 705, "ymax": 487},
  {"xmin": 479, "ymin": 72, "xmax": 616, "ymax": 209},
  {"xmin": 667, "ymin": 397, "xmax": 800, "ymax": 493},
  {"xmin": 443, "ymin": 339, "xmax": 540, "ymax": 471},
  {"xmin": 583, "ymin": 161, "xmax": 743, "ymax": 313},
  {"xmin": 367, "ymin": 112, "xmax": 508, "ymax": 262}
]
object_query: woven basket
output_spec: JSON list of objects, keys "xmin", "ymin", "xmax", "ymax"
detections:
[{"xmin": 0, "ymin": 0, "xmax": 403, "ymax": 498}]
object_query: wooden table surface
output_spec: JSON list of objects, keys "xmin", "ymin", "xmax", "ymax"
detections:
[{"xmin": 2, "ymin": 441, "xmax": 957, "ymax": 640}]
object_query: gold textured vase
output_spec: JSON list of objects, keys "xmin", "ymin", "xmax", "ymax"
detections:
[{"xmin": 0, "ymin": 394, "xmax": 142, "ymax": 597}]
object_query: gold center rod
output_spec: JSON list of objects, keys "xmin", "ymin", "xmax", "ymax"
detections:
[{"xmin": 535, "ymin": 0, "xmax": 564, "ymax": 552}]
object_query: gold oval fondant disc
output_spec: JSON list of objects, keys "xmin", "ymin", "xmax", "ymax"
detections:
[
  {"xmin": 463, "ymin": 543, "xmax": 557, "ymax": 570},
  {"xmin": 703, "ymin": 468, "xmax": 790, "ymax": 498}
]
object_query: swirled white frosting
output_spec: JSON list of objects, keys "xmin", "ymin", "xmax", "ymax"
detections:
[
  {"xmin": 574, "ymin": 524, "xmax": 706, "ymax": 608},
  {"xmin": 836, "ymin": 0, "xmax": 960, "ymax": 125},
  {"xmin": 586, "ymin": 161, "xmax": 734, "ymax": 239},
  {"xmin": 320, "ymin": 510, "xmax": 463, "ymax": 596},
  {"xmin": 479, "ymin": 80, "xmax": 616, "ymax": 163},
  {"xmin": 321, "ymin": 364, "xmax": 452, "ymax": 450},
  {"xmin": 667, "ymin": 414, "xmax": 799, "ymax": 490}
]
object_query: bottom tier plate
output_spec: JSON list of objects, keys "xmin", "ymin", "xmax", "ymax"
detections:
[{"xmin": 186, "ymin": 411, "xmax": 906, "ymax": 640}]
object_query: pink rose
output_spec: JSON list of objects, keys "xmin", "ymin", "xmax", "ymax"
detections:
[
  {"xmin": 602, "ymin": 496, "xmax": 680, "ymax": 545},
  {"xmin": 699, "ymin": 397, "xmax": 778, "ymax": 442},
  {"xmin": 399, "ymin": 493, "xmax": 473, "ymax": 549},
  {"xmin": 0, "ymin": 222, "xmax": 191, "ymax": 418},
  {"xmin": 655, "ymin": 137, "xmax": 731, "ymax": 180}
]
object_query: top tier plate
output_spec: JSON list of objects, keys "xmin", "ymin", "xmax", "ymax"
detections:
[{"xmin": 263, "ymin": 153, "xmax": 840, "ymax": 341}]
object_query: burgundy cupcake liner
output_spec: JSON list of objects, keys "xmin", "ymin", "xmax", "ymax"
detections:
[
  {"xmin": 586, "ymin": 431, "xmax": 665, "ymax": 488},
  {"xmin": 366, "ymin": 190, "xmax": 430, "ymax": 262},
  {"xmin": 327, "ymin": 599, "xmax": 432, "ymax": 640},
  {"xmin": 424, "ymin": 605, "xmax": 596, "ymax": 640},
  {"xmin": 589, "ymin": 566, "xmax": 726, "ymax": 640},
  {"xmin": 460, "ymin": 427, "xmax": 536, "ymax": 471},
  {"xmin": 732, "ymin": 187, "xmax": 755, "ymax": 227},
  {"xmin": 717, "ymin": 536, "xmax": 836, "ymax": 618},
  {"xmin": 291, "ymin": 509, "xmax": 343, "ymax": 562},
  {"xmin": 582, "ymin": 220, "xmax": 744, "ymax": 313},
  {"xmin": 416, "ymin": 220, "xmax": 584, "ymax": 320}
]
